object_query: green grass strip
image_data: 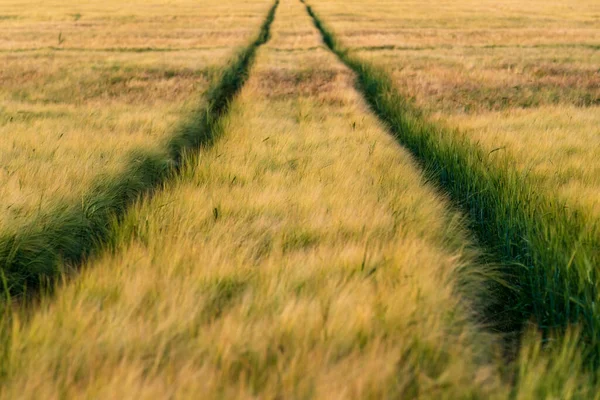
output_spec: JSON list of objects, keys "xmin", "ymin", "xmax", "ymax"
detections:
[
  {"xmin": 302, "ymin": 0, "xmax": 600, "ymax": 366},
  {"xmin": 0, "ymin": 0, "xmax": 279, "ymax": 298}
]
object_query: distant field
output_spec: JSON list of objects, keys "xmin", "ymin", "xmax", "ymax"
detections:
[
  {"xmin": 0, "ymin": 0, "xmax": 270, "ymax": 228},
  {"xmin": 309, "ymin": 0, "xmax": 600, "ymax": 216},
  {"xmin": 1, "ymin": 0, "xmax": 599, "ymax": 398}
]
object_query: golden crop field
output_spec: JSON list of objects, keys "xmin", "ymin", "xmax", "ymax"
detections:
[
  {"xmin": 0, "ymin": 0, "xmax": 270, "ymax": 228},
  {"xmin": 0, "ymin": 0, "xmax": 599, "ymax": 398},
  {"xmin": 309, "ymin": 0, "xmax": 600, "ymax": 217}
]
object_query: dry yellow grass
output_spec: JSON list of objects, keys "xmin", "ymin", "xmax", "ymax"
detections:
[
  {"xmin": 0, "ymin": 0, "xmax": 267, "ymax": 50},
  {"xmin": 445, "ymin": 106, "xmax": 600, "ymax": 217},
  {"xmin": 2, "ymin": 0, "xmax": 598, "ymax": 397},
  {"xmin": 302, "ymin": 1, "xmax": 600, "ymax": 396},
  {"xmin": 309, "ymin": 0, "xmax": 600, "ymax": 217},
  {"xmin": 0, "ymin": 0, "xmax": 271, "ymax": 228},
  {"xmin": 0, "ymin": 1, "xmax": 511, "ymax": 397}
]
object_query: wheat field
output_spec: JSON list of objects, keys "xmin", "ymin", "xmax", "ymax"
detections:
[
  {"xmin": 0, "ymin": 0, "xmax": 599, "ymax": 398},
  {"xmin": 0, "ymin": 0, "xmax": 270, "ymax": 228},
  {"xmin": 308, "ymin": 0, "xmax": 600, "ymax": 217}
]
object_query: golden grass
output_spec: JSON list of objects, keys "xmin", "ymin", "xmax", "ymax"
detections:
[
  {"xmin": 445, "ymin": 106, "xmax": 600, "ymax": 216},
  {"xmin": 0, "ymin": 1, "xmax": 511, "ymax": 397},
  {"xmin": 308, "ymin": 0, "xmax": 600, "ymax": 217},
  {"xmin": 0, "ymin": 0, "xmax": 267, "ymax": 50},
  {"xmin": 0, "ymin": 0, "xmax": 271, "ymax": 228},
  {"xmin": 303, "ymin": 0, "xmax": 600, "ymax": 396}
]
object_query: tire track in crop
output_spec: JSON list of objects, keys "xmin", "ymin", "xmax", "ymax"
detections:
[
  {"xmin": 0, "ymin": 0, "xmax": 280, "ymax": 299},
  {"xmin": 301, "ymin": 0, "xmax": 600, "ymax": 367}
]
